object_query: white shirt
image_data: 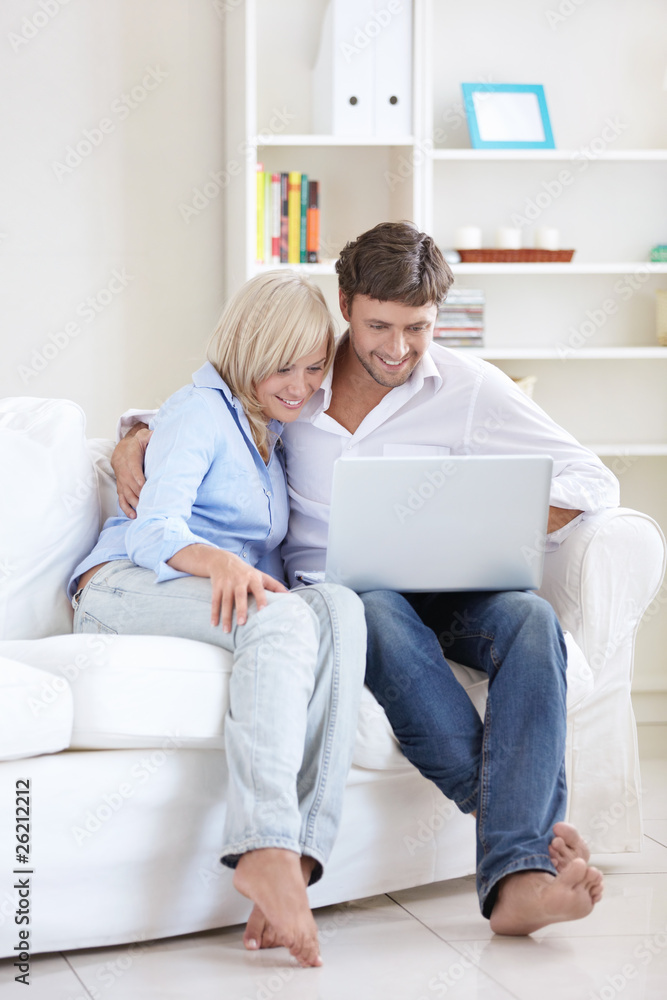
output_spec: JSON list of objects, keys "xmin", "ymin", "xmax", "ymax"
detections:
[{"xmin": 280, "ymin": 339, "xmax": 620, "ymax": 585}]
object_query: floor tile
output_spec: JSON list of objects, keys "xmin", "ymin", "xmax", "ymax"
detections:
[
  {"xmin": 645, "ymin": 820, "xmax": 667, "ymax": 848},
  {"xmin": 66, "ymin": 895, "xmax": 518, "ymax": 1000},
  {"xmin": 590, "ymin": 834, "xmax": 667, "ymax": 874},
  {"xmin": 391, "ymin": 872, "xmax": 667, "ymax": 942},
  {"xmin": 640, "ymin": 759, "xmax": 667, "ymax": 820},
  {"xmin": 457, "ymin": 934, "xmax": 667, "ymax": 1000},
  {"xmin": 0, "ymin": 952, "xmax": 93, "ymax": 999}
]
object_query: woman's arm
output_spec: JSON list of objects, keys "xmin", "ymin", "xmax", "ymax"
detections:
[{"xmin": 167, "ymin": 544, "xmax": 288, "ymax": 631}]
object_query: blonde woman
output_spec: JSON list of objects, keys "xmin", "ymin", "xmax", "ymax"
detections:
[{"xmin": 68, "ymin": 272, "xmax": 367, "ymax": 968}]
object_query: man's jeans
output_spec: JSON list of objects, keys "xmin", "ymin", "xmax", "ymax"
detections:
[
  {"xmin": 361, "ymin": 589, "xmax": 568, "ymax": 917},
  {"xmin": 73, "ymin": 560, "xmax": 367, "ymax": 881}
]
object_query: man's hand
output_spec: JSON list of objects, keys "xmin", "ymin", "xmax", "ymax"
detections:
[
  {"xmin": 167, "ymin": 544, "xmax": 289, "ymax": 631},
  {"xmin": 547, "ymin": 506, "xmax": 583, "ymax": 534},
  {"xmin": 111, "ymin": 422, "xmax": 152, "ymax": 518}
]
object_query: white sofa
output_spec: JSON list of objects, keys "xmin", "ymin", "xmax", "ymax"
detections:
[{"xmin": 0, "ymin": 396, "xmax": 665, "ymax": 958}]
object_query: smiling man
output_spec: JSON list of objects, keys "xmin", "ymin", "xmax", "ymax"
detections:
[{"xmin": 113, "ymin": 222, "xmax": 619, "ymax": 938}]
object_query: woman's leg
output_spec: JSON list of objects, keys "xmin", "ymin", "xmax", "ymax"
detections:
[{"xmin": 74, "ymin": 561, "xmax": 366, "ymax": 963}]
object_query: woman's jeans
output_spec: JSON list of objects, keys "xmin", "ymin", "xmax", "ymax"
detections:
[
  {"xmin": 73, "ymin": 559, "xmax": 367, "ymax": 881},
  {"xmin": 361, "ymin": 588, "xmax": 568, "ymax": 917}
]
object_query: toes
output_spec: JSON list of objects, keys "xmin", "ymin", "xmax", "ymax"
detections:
[{"xmin": 244, "ymin": 905, "xmax": 267, "ymax": 950}]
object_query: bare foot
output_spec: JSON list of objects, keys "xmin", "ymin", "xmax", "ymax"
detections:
[
  {"xmin": 489, "ymin": 858, "xmax": 604, "ymax": 936},
  {"xmin": 234, "ymin": 849, "xmax": 321, "ymax": 967},
  {"xmin": 549, "ymin": 821, "xmax": 591, "ymax": 872},
  {"xmin": 244, "ymin": 857, "xmax": 317, "ymax": 952}
]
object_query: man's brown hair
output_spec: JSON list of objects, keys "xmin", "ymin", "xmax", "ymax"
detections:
[{"xmin": 335, "ymin": 221, "xmax": 453, "ymax": 308}]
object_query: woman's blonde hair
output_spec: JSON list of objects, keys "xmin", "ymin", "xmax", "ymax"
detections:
[{"xmin": 207, "ymin": 270, "xmax": 336, "ymax": 461}]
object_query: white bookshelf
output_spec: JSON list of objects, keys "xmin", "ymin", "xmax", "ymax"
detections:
[{"xmin": 224, "ymin": 0, "xmax": 667, "ymax": 698}]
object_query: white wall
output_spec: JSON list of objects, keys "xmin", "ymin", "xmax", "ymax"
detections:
[{"xmin": 0, "ymin": 0, "xmax": 228, "ymax": 438}]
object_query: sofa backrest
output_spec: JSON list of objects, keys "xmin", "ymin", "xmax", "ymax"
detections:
[{"xmin": 0, "ymin": 397, "xmax": 101, "ymax": 640}]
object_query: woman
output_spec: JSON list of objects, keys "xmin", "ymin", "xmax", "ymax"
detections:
[{"xmin": 68, "ymin": 271, "xmax": 367, "ymax": 968}]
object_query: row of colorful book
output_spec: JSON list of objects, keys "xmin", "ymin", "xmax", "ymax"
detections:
[
  {"xmin": 434, "ymin": 288, "xmax": 485, "ymax": 347},
  {"xmin": 256, "ymin": 167, "xmax": 320, "ymax": 265}
]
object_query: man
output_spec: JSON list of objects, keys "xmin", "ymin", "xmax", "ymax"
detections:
[{"xmin": 114, "ymin": 222, "xmax": 617, "ymax": 936}]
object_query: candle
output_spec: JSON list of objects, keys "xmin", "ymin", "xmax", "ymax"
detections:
[
  {"xmin": 495, "ymin": 227, "xmax": 522, "ymax": 250},
  {"xmin": 535, "ymin": 227, "xmax": 560, "ymax": 250},
  {"xmin": 454, "ymin": 226, "xmax": 482, "ymax": 249}
]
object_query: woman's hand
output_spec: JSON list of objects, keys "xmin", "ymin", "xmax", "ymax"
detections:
[
  {"xmin": 111, "ymin": 424, "xmax": 152, "ymax": 518},
  {"xmin": 167, "ymin": 544, "xmax": 289, "ymax": 631}
]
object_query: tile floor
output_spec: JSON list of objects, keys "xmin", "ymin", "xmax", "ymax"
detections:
[{"xmin": 2, "ymin": 760, "xmax": 666, "ymax": 1000}]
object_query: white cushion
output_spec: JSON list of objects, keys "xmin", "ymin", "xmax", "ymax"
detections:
[
  {"xmin": 0, "ymin": 398, "xmax": 100, "ymax": 639},
  {"xmin": 0, "ymin": 657, "xmax": 73, "ymax": 760},
  {"xmin": 2, "ymin": 629, "xmax": 594, "ymax": 767}
]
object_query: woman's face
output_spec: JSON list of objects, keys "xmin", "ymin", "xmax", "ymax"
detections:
[{"xmin": 256, "ymin": 344, "xmax": 329, "ymax": 422}]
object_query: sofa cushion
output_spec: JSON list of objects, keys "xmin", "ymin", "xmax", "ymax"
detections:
[
  {"xmin": 0, "ymin": 656, "xmax": 73, "ymax": 760},
  {"xmin": 1, "ymin": 629, "xmax": 594, "ymax": 767},
  {"xmin": 0, "ymin": 398, "xmax": 100, "ymax": 640}
]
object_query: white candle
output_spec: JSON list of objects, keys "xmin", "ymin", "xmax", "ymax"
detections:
[
  {"xmin": 535, "ymin": 227, "xmax": 560, "ymax": 250},
  {"xmin": 495, "ymin": 227, "xmax": 522, "ymax": 250},
  {"xmin": 454, "ymin": 226, "xmax": 482, "ymax": 249}
]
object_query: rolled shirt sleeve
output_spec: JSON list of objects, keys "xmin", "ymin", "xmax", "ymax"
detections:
[{"xmin": 124, "ymin": 391, "xmax": 219, "ymax": 581}]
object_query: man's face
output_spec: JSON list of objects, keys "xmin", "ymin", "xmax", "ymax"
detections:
[{"xmin": 341, "ymin": 292, "xmax": 437, "ymax": 389}]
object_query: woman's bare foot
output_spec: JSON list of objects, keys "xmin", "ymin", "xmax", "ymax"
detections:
[
  {"xmin": 548, "ymin": 822, "xmax": 591, "ymax": 872},
  {"xmin": 244, "ymin": 857, "xmax": 317, "ymax": 952},
  {"xmin": 489, "ymin": 858, "xmax": 604, "ymax": 936},
  {"xmin": 234, "ymin": 849, "xmax": 321, "ymax": 967}
]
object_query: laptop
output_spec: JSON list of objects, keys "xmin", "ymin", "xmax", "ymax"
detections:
[{"xmin": 324, "ymin": 454, "xmax": 553, "ymax": 592}]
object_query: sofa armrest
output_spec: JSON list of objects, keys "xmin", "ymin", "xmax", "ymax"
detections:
[{"xmin": 538, "ymin": 508, "xmax": 666, "ymax": 681}]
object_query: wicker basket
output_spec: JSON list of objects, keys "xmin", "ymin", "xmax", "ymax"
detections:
[{"xmin": 457, "ymin": 248, "xmax": 575, "ymax": 263}]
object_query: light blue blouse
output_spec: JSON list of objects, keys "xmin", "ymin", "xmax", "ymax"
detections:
[{"xmin": 68, "ymin": 362, "xmax": 289, "ymax": 599}]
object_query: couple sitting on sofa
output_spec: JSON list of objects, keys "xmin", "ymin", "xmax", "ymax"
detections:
[{"xmin": 69, "ymin": 222, "xmax": 617, "ymax": 967}]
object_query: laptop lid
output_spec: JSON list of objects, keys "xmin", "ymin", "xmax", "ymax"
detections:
[{"xmin": 324, "ymin": 455, "xmax": 553, "ymax": 592}]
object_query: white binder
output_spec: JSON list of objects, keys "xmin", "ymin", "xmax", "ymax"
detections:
[{"xmin": 312, "ymin": 0, "xmax": 412, "ymax": 138}]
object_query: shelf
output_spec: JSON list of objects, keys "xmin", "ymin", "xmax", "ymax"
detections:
[
  {"xmin": 462, "ymin": 347, "xmax": 667, "ymax": 359},
  {"xmin": 256, "ymin": 134, "xmax": 415, "ymax": 147},
  {"xmin": 431, "ymin": 149, "xmax": 667, "ymax": 161},
  {"xmin": 586, "ymin": 444, "xmax": 667, "ymax": 457},
  {"xmin": 450, "ymin": 263, "xmax": 667, "ymax": 275},
  {"xmin": 251, "ymin": 260, "xmax": 338, "ymax": 275}
]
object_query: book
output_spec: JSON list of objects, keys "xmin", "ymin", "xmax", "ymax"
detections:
[
  {"xmin": 300, "ymin": 174, "xmax": 309, "ymax": 263},
  {"xmin": 307, "ymin": 181, "xmax": 319, "ymax": 263},
  {"xmin": 271, "ymin": 173, "xmax": 280, "ymax": 264},
  {"xmin": 287, "ymin": 171, "xmax": 302, "ymax": 264},
  {"xmin": 279, "ymin": 173, "xmax": 289, "ymax": 263},
  {"xmin": 263, "ymin": 170, "xmax": 272, "ymax": 264},
  {"xmin": 435, "ymin": 288, "xmax": 485, "ymax": 346}
]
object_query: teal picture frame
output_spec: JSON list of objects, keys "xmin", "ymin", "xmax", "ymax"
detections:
[{"xmin": 461, "ymin": 83, "xmax": 556, "ymax": 149}]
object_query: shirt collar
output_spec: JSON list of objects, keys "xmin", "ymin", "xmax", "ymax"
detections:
[{"xmin": 192, "ymin": 361, "xmax": 283, "ymax": 436}]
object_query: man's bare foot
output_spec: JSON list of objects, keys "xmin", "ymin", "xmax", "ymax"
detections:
[
  {"xmin": 234, "ymin": 849, "xmax": 321, "ymax": 967},
  {"xmin": 489, "ymin": 858, "xmax": 604, "ymax": 936},
  {"xmin": 549, "ymin": 821, "xmax": 591, "ymax": 872},
  {"xmin": 244, "ymin": 857, "xmax": 317, "ymax": 952}
]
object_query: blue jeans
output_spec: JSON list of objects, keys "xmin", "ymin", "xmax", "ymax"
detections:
[
  {"xmin": 361, "ymin": 589, "xmax": 568, "ymax": 917},
  {"xmin": 73, "ymin": 560, "xmax": 367, "ymax": 881}
]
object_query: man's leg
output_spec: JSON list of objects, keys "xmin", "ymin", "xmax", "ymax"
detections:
[{"xmin": 362, "ymin": 588, "xmax": 603, "ymax": 931}]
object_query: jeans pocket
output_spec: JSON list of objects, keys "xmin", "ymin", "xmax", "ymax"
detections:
[{"xmin": 79, "ymin": 611, "xmax": 118, "ymax": 635}]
